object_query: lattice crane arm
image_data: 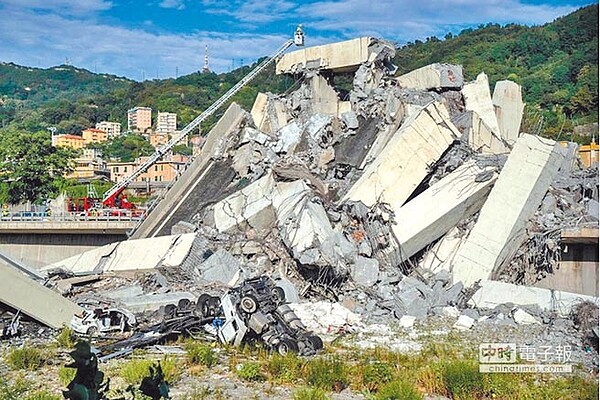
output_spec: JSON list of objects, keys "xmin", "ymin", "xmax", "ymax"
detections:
[{"xmin": 102, "ymin": 27, "xmax": 304, "ymax": 203}]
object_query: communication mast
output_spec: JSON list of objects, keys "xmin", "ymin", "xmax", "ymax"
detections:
[{"xmin": 202, "ymin": 45, "xmax": 210, "ymax": 74}]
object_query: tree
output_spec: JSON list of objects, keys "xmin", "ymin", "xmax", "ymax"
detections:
[{"xmin": 0, "ymin": 129, "xmax": 77, "ymax": 204}]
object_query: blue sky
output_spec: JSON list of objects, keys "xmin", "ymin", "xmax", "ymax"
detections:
[{"xmin": 0, "ymin": 0, "xmax": 595, "ymax": 80}]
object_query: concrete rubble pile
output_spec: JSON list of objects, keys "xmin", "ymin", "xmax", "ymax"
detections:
[{"xmin": 3, "ymin": 37, "xmax": 597, "ymax": 366}]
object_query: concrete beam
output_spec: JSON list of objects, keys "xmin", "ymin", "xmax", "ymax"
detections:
[
  {"xmin": 462, "ymin": 72, "xmax": 501, "ymax": 137},
  {"xmin": 393, "ymin": 162, "xmax": 497, "ymax": 262},
  {"xmin": 469, "ymin": 280, "xmax": 597, "ymax": 316},
  {"xmin": 131, "ymin": 103, "xmax": 246, "ymax": 239},
  {"xmin": 277, "ymin": 37, "xmax": 377, "ymax": 75},
  {"xmin": 0, "ymin": 260, "xmax": 83, "ymax": 328},
  {"xmin": 343, "ymin": 102, "xmax": 460, "ymax": 208},
  {"xmin": 464, "ymin": 111, "xmax": 511, "ymax": 154},
  {"xmin": 452, "ymin": 134, "xmax": 566, "ymax": 286},
  {"xmin": 397, "ymin": 63, "xmax": 463, "ymax": 90},
  {"xmin": 492, "ymin": 80, "xmax": 525, "ymax": 145}
]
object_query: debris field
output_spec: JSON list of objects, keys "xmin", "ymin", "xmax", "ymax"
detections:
[{"xmin": 1, "ymin": 37, "xmax": 598, "ymax": 376}]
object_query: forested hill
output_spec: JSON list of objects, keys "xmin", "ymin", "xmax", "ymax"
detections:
[{"xmin": 0, "ymin": 4, "xmax": 597, "ymax": 140}]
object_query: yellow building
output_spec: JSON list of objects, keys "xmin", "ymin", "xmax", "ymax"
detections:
[
  {"xmin": 109, "ymin": 154, "xmax": 190, "ymax": 183},
  {"xmin": 64, "ymin": 149, "xmax": 109, "ymax": 180},
  {"xmin": 53, "ymin": 134, "xmax": 86, "ymax": 149},
  {"xmin": 82, "ymin": 128, "xmax": 109, "ymax": 144},
  {"xmin": 149, "ymin": 132, "xmax": 169, "ymax": 148}
]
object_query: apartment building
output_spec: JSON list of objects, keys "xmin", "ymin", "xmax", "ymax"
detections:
[
  {"xmin": 108, "ymin": 154, "xmax": 190, "ymax": 183},
  {"xmin": 156, "ymin": 112, "xmax": 177, "ymax": 134},
  {"xmin": 82, "ymin": 128, "xmax": 108, "ymax": 144},
  {"xmin": 149, "ymin": 132, "xmax": 169, "ymax": 148},
  {"xmin": 95, "ymin": 121, "xmax": 122, "ymax": 138},
  {"xmin": 64, "ymin": 148, "xmax": 109, "ymax": 180},
  {"xmin": 127, "ymin": 106, "xmax": 152, "ymax": 132},
  {"xmin": 53, "ymin": 134, "xmax": 86, "ymax": 149}
]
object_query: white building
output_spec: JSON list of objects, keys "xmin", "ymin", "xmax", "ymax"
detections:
[
  {"xmin": 156, "ymin": 112, "xmax": 177, "ymax": 134},
  {"xmin": 95, "ymin": 121, "xmax": 122, "ymax": 138}
]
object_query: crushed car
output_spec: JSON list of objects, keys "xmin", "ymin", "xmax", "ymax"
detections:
[
  {"xmin": 71, "ymin": 307, "xmax": 137, "ymax": 335},
  {"xmin": 197, "ymin": 276, "xmax": 323, "ymax": 356}
]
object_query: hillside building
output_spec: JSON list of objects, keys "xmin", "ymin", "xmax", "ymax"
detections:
[
  {"xmin": 95, "ymin": 121, "xmax": 122, "ymax": 138},
  {"xmin": 127, "ymin": 107, "xmax": 152, "ymax": 132},
  {"xmin": 108, "ymin": 153, "xmax": 189, "ymax": 183},
  {"xmin": 82, "ymin": 128, "xmax": 108, "ymax": 144},
  {"xmin": 53, "ymin": 134, "xmax": 85, "ymax": 149},
  {"xmin": 156, "ymin": 112, "xmax": 177, "ymax": 134},
  {"xmin": 64, "ymin": 148, "xmax": 109, "ymax": 181}
]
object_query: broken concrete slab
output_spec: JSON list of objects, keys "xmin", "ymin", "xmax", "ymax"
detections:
[
  {"xmin": 513, "ymin": 308, "xmax": 540, "ymax": 325},
  {"xmin": 456, "ymin": 111, "xmax": 511, "ymax": 154},
  {"xmin": 308, "ymin": 74, "xmax": 340, "ymax": 116},
  {"xmin": 452, "ymin": 134, "xmax": 566, "ymax": 286},
  {"xmin": 277, "ymin": 37, "xmax": 392, "ymax": 75},
  {"xmin": 469, "ymin": 280, "xmax": 597, "ymax": 316},
  {"xmin": 462, "ymin": 72, "xmax": 501, "ymax": 136},
  {"xmin": 198, "ymin": 249, "xmax": 242, "ymax": 285},
  {"xmin": 343, "ymin": 101, "xmax": 460, "ymax": 208},
  {"xmin": 397, "ymin": 63, "xmax": 463, "ymax": 91},
  {"xmin": 0, "ymin": 259, "xmax": 83, "ymax": 329},
  {"xmin": 453, "ymin": 314, "xmax": 475, "ymax": 330},
  {"xmin": 492, "ymin": 80, "xmax": 524, "ymax": 145},
  {"xmin": 44, "ymin": 233, "xmax": 197, "ymax": 274},
  {"xmin": 351, "ymin": 256, "xmax": 379, "ymax": 286},
  {"xmin": 393, "ymin": 161, "xmax": 497, "ymax": 262}
]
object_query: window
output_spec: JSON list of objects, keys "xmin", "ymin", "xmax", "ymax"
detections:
[
  {"xmin": 114, "ymin": 167, "xmax": 119, "ymax": 173},
  {"xmin": 124, "ymin": 166, "xmax": 128, "ymax": 173},
  {"xmin": 155, "ymin": 165, "xmax": 158, "ymax": 172}
]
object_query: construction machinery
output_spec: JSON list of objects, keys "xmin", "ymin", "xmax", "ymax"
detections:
[
  {"xmin": 66, "ymin": 184, "xmax": 141, "ymax": 217},
  {"xmin": 100, "ymin": 26, "xmax": 305, "ymax": 217}
]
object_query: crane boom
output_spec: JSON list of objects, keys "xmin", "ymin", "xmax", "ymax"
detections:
[{"xmin": 103, "ymin": 30, "xmax": 302, "ymax": 203}]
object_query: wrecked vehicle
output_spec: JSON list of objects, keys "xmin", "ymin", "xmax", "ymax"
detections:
[
  {"xmin": 71, "ymin": 307, "xmax": 137, "ymax": 335},
  {"xmin": 199, "ymin": 276, "xmax": 323, "ymax": 355}
]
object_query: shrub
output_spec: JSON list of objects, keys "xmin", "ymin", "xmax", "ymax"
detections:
[
  {"xmin": 361, "ymin": 361, "xmax": 393, "ymax": 392},
  {"xmin": 6, "ymin": 346, "xmax": 45, "ymax": 371},
  {"xmin": 292, "ymin": 386, "xmax": 331, "ymax": 400},
  {"xmin": 186, "ymin": 343, "xmax": 217, "ymax": 368},
  {"xmin": 23, "ymin": 391, "xmax": 62, "ymax": 400},
  {"xmin": 55, "ymin": 327, "xmax": 75, "ymax": 348},
  {"xmin": 305, "ymin": 357, "xmax": 348, "ymax": 391},
  {"xmin": 442, "ymin": 360, "xmax": 483, "ymax": 400},
  {"xmin": 373, "ymin": 378, "xmax": 422, "ymax": 400},
  {"xmin": 236, "ymin": 362, "xmax": 265, "ymax": 382},
  {"xmin": 267, "ymin": 352, "xmax": 304, "ymax": 384},
  {"xmin": 119, "ymin": 357, "xmax": 180, "ymax": 386},
  {"xmin": 0, "ymin": 376, "xmax": 32, "ymax": 400}
]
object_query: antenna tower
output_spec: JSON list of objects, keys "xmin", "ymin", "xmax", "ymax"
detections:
[{"xmin": 202, "ymin": 45, "xmax": 210, "ymax": 74}]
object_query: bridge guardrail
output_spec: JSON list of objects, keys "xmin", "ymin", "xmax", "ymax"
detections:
[{"xmin": 0, "ymin": 212, "xmax": 143, "ymax": 223}]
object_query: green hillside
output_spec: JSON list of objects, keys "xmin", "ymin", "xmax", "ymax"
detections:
[{"xmin": 0, "ymin": 5, "xmax": 597, "ymax": 141}]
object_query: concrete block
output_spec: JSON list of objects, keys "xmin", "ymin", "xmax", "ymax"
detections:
[
  {"xmin": 469, "ymin": 280, "xmax": 597, "ymax": 317},
  {"xmin": 492, "ymin": 80, "xmax": 524, "ymax": 145},
  {"xmin": 277, "ymin": 37, "xmax": 381, "ymax": 75},
  {"xmin": 393, "ymin": 162, "xmax": 497, "ymax": 262},
  {"xmin": 199, "ymin": 249, "xmax": 242, "ymax": 285},
  {"xmin": 397, "ymin": 63, "xmax": 463, "ymax": 90},
  {"xmin": 212, "ymin": 174, "xmax": 277, "ymax": 233},
  {"xmin": 453, "ymin": 315, "xmax": 475, "ymax": 330},
  {"xmin": 275, "ymin": 278, "xmax": 300, "ymax": 303},
  {"xmin": 462, "ymin": 72, "xmax": 500, "ymax": 136},
  {"xmin": 466, "ymin": 111, "xmax": 511, "ymax": 154},
  {"xmin": 399, "ymin": 315, "xmax": 416, "ymax": 328},
  {"xmin": 274, "ymin": 122, "xmax": 302, "ymax": 154},
  {"xmin": 341, "ymin": 111, "xmax": 359, "ymax": 129},
  {"xmin": 452, "ymin": 134, "xmax": 566, "ymax": 286},
  {"xmin": 309, "ymin": 74, "xmax": 340, "ymax": 116},
  {"xmin": 343, "ymin": 102, "xmax": 460, "ymax": 208},
  {"xmin": 0, "ymin": 259, "xmax": 83, "ymax": 328},
  {"xmin": 441, "ymin": 306, "xmax": 461, "ymax": 318},
  {"xmin": 513, "ymin": 308, "xmax": 540, "ymax": 325},
  {"xmin": 419, "ymin": 229, "xmax": 464, "ymax": 274},
  {"xmin": 250, "ymin": 92, "xmax": 268, "ymax": 129},
  {"xmin": 351, "ymin": 256, "xmax": 380, "ymax": 286}
]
